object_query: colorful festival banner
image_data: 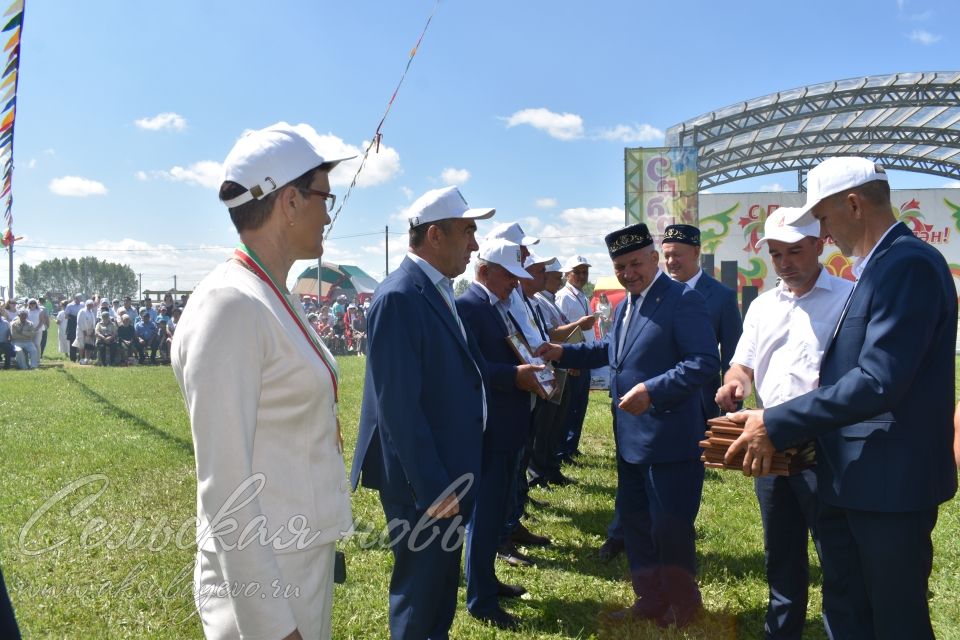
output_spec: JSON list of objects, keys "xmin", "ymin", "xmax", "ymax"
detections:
[
  {"xmin": 624, "ymin": 146, "xmax": 699, "ymax": 243},
  {"xmin": 0, "ymin": 0, "xmax": 22, "ymax": 249},
  {"xmin": 697, "ymin": 189, "xmax": 960, "ymax": 298}
]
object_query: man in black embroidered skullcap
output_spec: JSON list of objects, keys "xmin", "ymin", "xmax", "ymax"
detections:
[
  {"xmin": 600, "ymin": 223, "xmax": 742, "ymax": 562},
  {"xmin": 537, "ymin": 223, "xmax": 719, "ymax": 628}
]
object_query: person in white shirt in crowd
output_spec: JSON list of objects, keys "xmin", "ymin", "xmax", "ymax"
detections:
[
  {"xmin": 10, "ymin": 309, "xmax": 38, "ymax": 369},
  {"xmin": 25, "ymin": 298, "xmax": 48, "ymax": 360},
  {"xmin": 74, "ymin": 299, "xmax": 98, "ymax": 365},
  {"xmin": 715, "ymin": 207, "xmax": 853, "ymax": 640},
  {"xmin": 56, "ymin": 300, "xmax": 70, "ymax": 355},
  {"xmin": 555, "ymin": 254, "xmax": 598, "ymax": 462}
]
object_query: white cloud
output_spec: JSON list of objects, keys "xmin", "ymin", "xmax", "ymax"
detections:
[
  {"xmin": 503, "ymin": 108, "xmax": 585, "ymax": 141},
  {"xmin": 944, "ymin": 180, "xmax": 960, "ymax": 188},
  {"xmin": 135, "ymin": 112, "xmax": 187, "ymax": 131},
  {"xmin": 909, "ymin": 9, "xmax": 932, "ymax": 20},
  {"xmin": 25, "ymin": 158, "xmax": 36, "ymax": 169},
  {"xmin": 535, "ymin": 198, "xmax": 557, "ymax": 209},
  {"xmin": 49, "ymin": 176, "xmax": 108, "ymax": 197},
  {"xmin": 533, "ymin": 206, "xmax": 625, "ymax": 277},
  {"xmin": 908, "ymin": 29, "xmax": 941, "ymax": 45},
  {"xmin": 596, "ymin": 123, "xmax": 664, "ymax": 144},
  {"xmin": 401, "ymin": 186, "xmax": 414, "ymax": 200},
  {"xmin": 759, "ymin": 183, "xmax": 785, "ymax": 192},
  {"xmin": 140, "ymin": 160, "xmax": 223, "ymax": 189},
  {"xmin": 441, "ymin": 167, "xmax": 470, "ymax": 186},
  {"xmin": 314, "ymin": 135, "xmax": 401, "ymax": 188},
  {"xmin": 896, "ymin": 0, "xmax": 905, "ymax": 9},
  {"xmin": 43, "ymin": 148, "xmax": 56, "ymax": 156}
]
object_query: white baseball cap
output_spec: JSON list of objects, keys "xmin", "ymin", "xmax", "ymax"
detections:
[
  {"xmin": 406, "ymin": 186, "xmax": 495, "ymax": 228},
  {"xmin": 786, "ymin": 157, "xmax": 888, "ymax": 225},
  {"xmin": 477, "ymin": 238, "xmax": 532, "ymax": 279},
  {"xmin": 486, "ymin": 221, "xmax": 540, "ymax": 246},
  {"xmin": 544, "ymin": 258, "xmax": 563, "ymax": 273},
  {"xmin": 523, "ymin": 250, "xmax": 554, "ymax": 269},
  {"xmin": 561, "ymin": 255, "xmax": 591, "ymax": 272},
  {"xmin": 755, "ymin": 207, "xmax": 821, "ymax": 248},
  {"xmin": 220, "ymin": 122, "xmax": 355, "ymax": 208}
]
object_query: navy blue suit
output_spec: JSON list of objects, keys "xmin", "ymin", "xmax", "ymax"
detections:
[
  {"xmin": 765, "ymin": 223, "xmax": 958, "ymax": 640},
  {"xmin": 693, "ymin": 272, "xmax": 742, "ymax": 419},
  {"xmin": 352, "ymin": 257, "xmax": 486, "ymax": 640},
  {"xmin": 559, "ymin": 273, "xmax": 719, "ymax": 615},
  {"xmin": 456, "ymin": 283, "xmax": 532, "ymax": 617}
]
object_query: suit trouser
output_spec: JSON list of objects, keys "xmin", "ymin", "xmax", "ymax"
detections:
[
  {"xmin": 558, "ymin": 372, "xmax": 590, "ymax": 459},
  {"xmin": 817, "ymin": 503, "xmax": 937, "ymax": 640},
  {"xmin": 530, "ymin": 379, "xmax": 571, "ymax": 481},
  {"xmin": 502, "ymin": 409, "xmax": 535, "ymax": 542},
  {"xmin": 467, "ymin": 447, "xmax": 521, "ymax": 616},
  {"xmin": 617, "ymin": 456, "xmax": 704, "ymax": 611},
  {"xmin": 754, "ymin": 469, "xmax": 821, "ymax": 640},
  {"xmin": 0, "ymin": 564, "xmax": 20, "ymax": 640},
  {"xmin": 381, "ymin": 497, "xmax": 469, "ymax": 640}
]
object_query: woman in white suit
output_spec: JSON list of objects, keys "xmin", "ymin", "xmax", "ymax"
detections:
[{"xmin": 172, "ymin": 123, "xmax": 353, "ymax": 640}]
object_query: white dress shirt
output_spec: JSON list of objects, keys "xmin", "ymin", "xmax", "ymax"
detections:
[
  {"xmin": 731, "ymin": 267, "xmax": 854, "ymax": 408},
  {"xmin": 556, "ymin": 282, "xmax": 595, "ymax": 343}
]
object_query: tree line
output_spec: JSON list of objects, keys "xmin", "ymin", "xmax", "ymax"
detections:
[{"xmin": 17, "ymin": 257, "xmax": 137, "ymax": 300}]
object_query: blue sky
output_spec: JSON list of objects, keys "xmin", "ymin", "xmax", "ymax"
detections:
[{"xmin": 6, "ymin": 0, "xmax": 960, "ymax": 293}]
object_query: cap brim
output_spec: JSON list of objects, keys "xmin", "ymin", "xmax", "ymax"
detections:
[
  {"xmin": 318, "ymin": 155, "xmax": 357, "ymax": 170},
  {"xmin": 755, "ymin": 230, "xmax": 809, "ymax": 249},
  {"xmin": 462, "ymin": 207, "xmax": 496, "ymax": 220},
  {"xmin": 503, "ymin": 262, "xmax": 533, "ymax": 279}
]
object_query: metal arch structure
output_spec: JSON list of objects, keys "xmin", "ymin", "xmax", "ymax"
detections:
[{"xmin": 664, "ymin": 72, "xmax": 960, "ymax": 190}]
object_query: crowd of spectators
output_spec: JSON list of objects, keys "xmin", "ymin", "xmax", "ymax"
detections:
[
  {"xmin": 304, "ymin": 293, "xmax": 369, "ymax": 356},
  {"xmin": 0, "ymin": 292, "xmax": 189, "ymax": 370}
]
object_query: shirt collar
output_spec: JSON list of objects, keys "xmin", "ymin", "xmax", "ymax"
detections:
[
  {"xmin": 636, "ymin": 269, "xmax": 663, "ymax": 301},
  {"xmin": 775, "ymin": 265, "xmax": 835, "ymax": 300},
  {"xmin": 475, "ymin": 281, "xmax": 504, "ymax": 306},
  {"xmin": 679, "ymin": 268, "xmax": 704, "ymax": 290},
  {"xmin": 407, "ymin": 251, "xmax": 449, "ymax": 289},
  {"xmin": 851, "ymin": 222, "xmax": 899, "ymax": 280}
]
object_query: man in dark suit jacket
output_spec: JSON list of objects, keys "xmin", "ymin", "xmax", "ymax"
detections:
[
  {"xmin": 600, "ymin": 223, "xmax": 743, "ymax": 561},
  {"xmin": 352, "ymin": 186, "xmax": 495, "ymax": 640},
  {"xmin": 539, "ymin": 223, "xmax": 720, "ymax": 629},
  {"xmin": 661, "ymin": 223, "xmax": 742, "ymax": 419},
  {"xmin": 0, "ymin": 564, "xmax": 19, "ymax": 640},
  {"xmin": 728, "ymin": 157, "xmax": 958, "ymax": 640},
  {"xmin": 456, "ymin": 238, "xmax": 546, "ymax": 630}
]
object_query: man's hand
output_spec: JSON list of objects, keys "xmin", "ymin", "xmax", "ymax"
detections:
[
  {"xmin": 715, "ymin": 380, "xmax": 748, "ymax": 413},
  {"xmin": 724, "ymin": 410, "xmax": 776, "ymax": 477},
  {"xmin": 534, "ymin": 342, "xmax": 563, "ymax": 362},
  {"xmin": 577, "ymin": 314, "xmax": 597, "ymax": 330},
  {"xmin": 426, "ymin": 494, "xmax": 460, "ymax": 519},
  {"xmin": 618, "ymin": 382, "xmax": 651, "ymax": 416},
  {"xmin": 515, "ymin": 364, "xmax": 547, "ymax": 398}
]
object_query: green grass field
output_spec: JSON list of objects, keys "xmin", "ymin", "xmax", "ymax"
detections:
[{"xmin": 0, "ymin": 351, "xmax": 958, "ymax": 639}]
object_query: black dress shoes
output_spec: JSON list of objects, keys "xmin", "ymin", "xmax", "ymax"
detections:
[
  {"xmin": 597, "ymin": 537, "xmax": 625, "ymax": 562},
  {"xmin": 496, "ymin": 541, "xmax": 535, "ymax": 567},
  {"xmin": 471, "ymin": 607, "xmax": 520, "ymax": 630},
  {"xmin": 603, "ymin": 597, "xmax": 667, "ymax": 623},
  {"xmin": 497, "ymin": 581, "xmax": 527, "ymax": 598},
  {"xmin": 511, "ymin": 522, "xmax": 551, "ymax": 547}
]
